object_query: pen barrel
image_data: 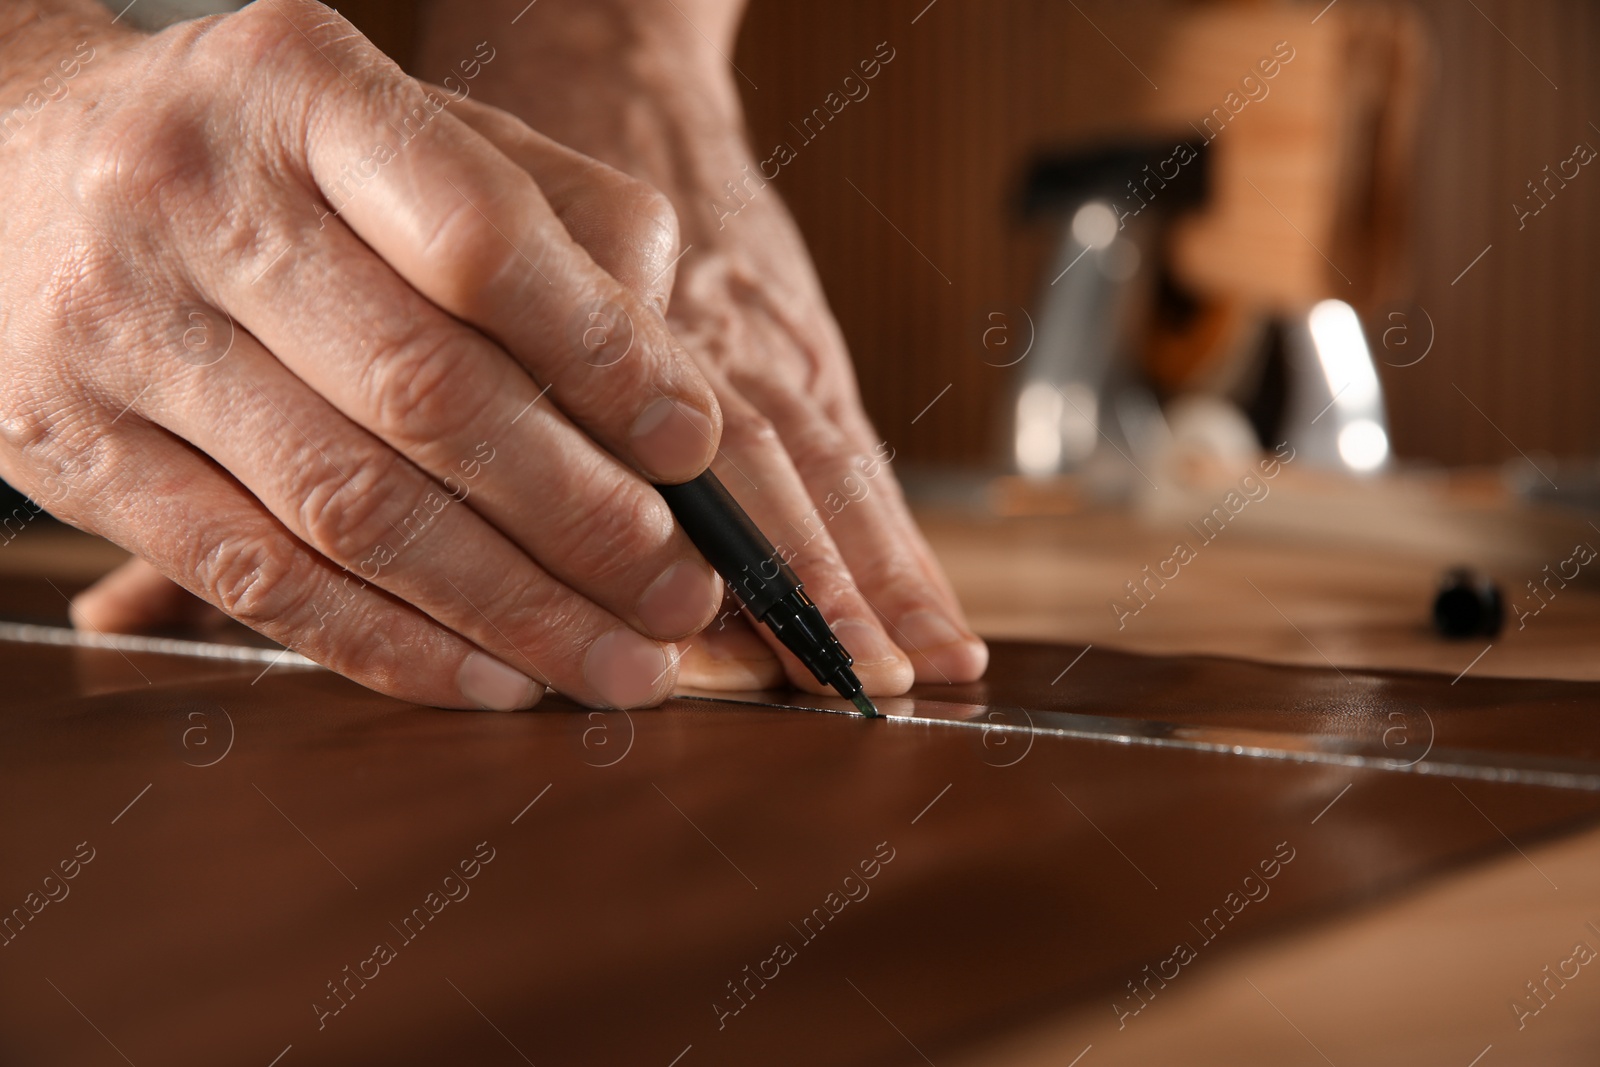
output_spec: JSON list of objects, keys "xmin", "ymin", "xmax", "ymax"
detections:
[
  {"xmin": 760, "ymin": 586, "xmax": 856, "ymax": 690},
  {"xmin": 658, "ymin": 472, "xmax": 800, "ymax": 619}
]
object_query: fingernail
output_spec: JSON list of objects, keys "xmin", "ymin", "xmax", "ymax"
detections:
[
  {"xmin": 896, "ymin": 609, "xmax": 966, "ymax": 651},
  {"xmin": 457, "ymin": 652, "xmax": 542, "ymax": 711},
  {"xmin": 630, "ymin": 397, "xmax": 715, "ymax": 482},
  {"xmin": 584, "ymin": 628, "xmax": 676, "ymax": 708},
  {"xmin": 637, "ymin": 559, "xmax": 722, "ymax": 639},
  {"xmin": 831, "ymin": 618, "xmax": 902, "ymax": 666}
]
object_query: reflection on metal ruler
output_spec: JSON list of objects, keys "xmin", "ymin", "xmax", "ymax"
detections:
[
  {"xmin": 680, "ymin": 692, "xmax": 1600, "ymax": 793},
  {"xmin": 0, "ymin": 621, "xmax": 318, "ymax": 668}
]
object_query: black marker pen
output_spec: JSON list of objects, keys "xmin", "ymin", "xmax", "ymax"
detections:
[{"xmin": 657, "ymin": 471, "xmax": 880, "ymax": 718}]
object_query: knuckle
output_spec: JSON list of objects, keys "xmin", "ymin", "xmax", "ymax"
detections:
[
  {"xmin": 197, "ymin": 532, "xmax": 308, "ymax": 626},
  {"xmin": 791, "ymin": 549, "xmax": 858, "ymax": 606},
  {"xmin": 208, "ymin": 0, "xmax": 350, "ymax": 79},
  {"xmin": 786, "ymin": 425, "xmax": 852, "ymax": 484},
  {"xmin": 200, "ymin": 2, "xmax": 394, "ymax": 157},
  {"xmin": 551, "ymin": 480, "xmax": 672, "ymax": 589},
  {"xmin": 418, "ymin": 195, "xmax": 523, "ymax": 316},
  {"xmin": 35, "ymin": 240, "xmax": 122, "ymax": 331},
  {"xmin": 294, "ymin": 449, "xmax": 420, "ymax": 564},
  {"xmin": 607, "ymin": 176, "xmax": 680, "ymax": 264},
  {"xmin": 795, "ymin": 447, "xmax": 858, "ymax": 499},
  {"xmin": 467, "ymin": 570, "xmax": 584, "ymax": 668},
  {"xmin": 314, "ymin": 605, "xmax": 404, "ymax": 682},
  {"xmin": 718, "ymin": 411, "xmax": 780, "ymax": 456},
  {"xmin": 0, "ymin": 397, "xmax": 104, "ymax": 520},
  {"xmin": 365, "ymin": 321, "xmax": 490, "ymax": 445},
  {"xmin": 179, "ymin": 4, "xmax": 278, "ymax": 68},
  {"xmin": 0, "ymin": 391, "xmax": 77, "ymax": 470},
  {"xmin": 75, "ymin": 27, "xmax": 287, "ymax": 253},
  {"xmin": 563, "ymin": 169, "xmax": 679, "ymax": 294},
  {"xmin": 77, "ymin": 97, "xmax": 207, "ymax": 223}
]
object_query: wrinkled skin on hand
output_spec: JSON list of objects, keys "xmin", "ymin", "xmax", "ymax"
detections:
[
  {"xmin": 2, "ymin": 0, "xmax": 751, "ymax": 709},
  {"xmin": 416, "ymin": 0, "xmax": 989, "ymax": 694}
]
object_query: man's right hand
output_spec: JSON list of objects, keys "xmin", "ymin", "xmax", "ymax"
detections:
[{"xmin": 0, "ymin": 0, "xmax": 732, "ymax": 710}]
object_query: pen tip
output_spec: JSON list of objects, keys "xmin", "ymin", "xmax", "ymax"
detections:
[{"xmin": 851, "ymin": 693, "xmax": 881, "ymax": 719}]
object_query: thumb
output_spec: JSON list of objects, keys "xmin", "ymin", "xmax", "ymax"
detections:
[{"xmin": 71, "ymin": 557, "xmax": 228, "ymax": 636}]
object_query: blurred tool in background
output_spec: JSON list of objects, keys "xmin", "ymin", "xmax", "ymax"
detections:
[{"xmin": 1002, "ymin": 4, "xmax": 1427, "ymax": 500}]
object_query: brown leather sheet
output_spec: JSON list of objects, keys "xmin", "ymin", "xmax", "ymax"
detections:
[{"xmin": 3, "ymin": 607, "xmax": 1600, "ymax": 1065}]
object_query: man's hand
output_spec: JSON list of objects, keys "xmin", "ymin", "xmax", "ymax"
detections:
[
  {"xmin": 417, "ymin": 0, "xmax": 989, "ymax": 695},
  {"xmin": 2, "ymin": 0, "xmax": 735, "ymax": 709}
]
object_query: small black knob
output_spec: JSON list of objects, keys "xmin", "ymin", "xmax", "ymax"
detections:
[{"xmin": 1432, "ymin": 567, "xmax": 1503, "ymax": 639}]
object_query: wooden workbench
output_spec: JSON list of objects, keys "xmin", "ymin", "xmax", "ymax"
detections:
[{"xmin": 1, "ymin": 468, "xmax": 1596, "ymax": 1066}]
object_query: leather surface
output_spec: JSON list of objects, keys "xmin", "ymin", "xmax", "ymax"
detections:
[{"xmin": 3, "ymin": 627, "xmax": 1599, "ymax": 1065}]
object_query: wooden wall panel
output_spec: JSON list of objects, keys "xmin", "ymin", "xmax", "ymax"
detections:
[
  {"xmin": 1394, "ymin": 0, "xmax": 1600, "ymax": 466},
  {"xmin": 733, "ymin": 0, "xmax": 1172, "ymax": 467}
]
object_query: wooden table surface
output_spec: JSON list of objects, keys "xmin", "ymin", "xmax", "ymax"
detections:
[
  {"xmin": 1, "ymin": 468, "xmax": 1597, "ymax": 1066},
  {"xmin": 921, "ymin": 465, "xmax": 1600, "ymax": 682},
  {"xmin": 911, "ymin": 470, "xmax": 1600, "ymax": 1066}
]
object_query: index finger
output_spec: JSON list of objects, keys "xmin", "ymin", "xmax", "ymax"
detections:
[{"xmin": 279, "ymin": 7, "xmax": 720, "ymax": 484}]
